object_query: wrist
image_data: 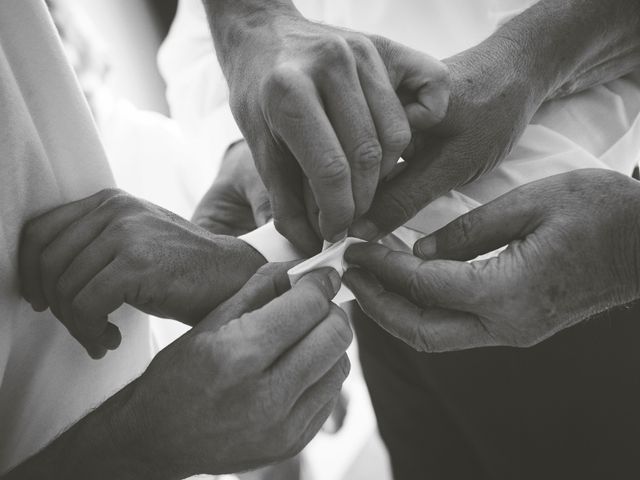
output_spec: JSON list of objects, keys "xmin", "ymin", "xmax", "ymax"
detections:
[
  {"xmin": 203, "ymin": 0, "xmax": 300, "ymax": 71},
  {"xmin": 489, "ymin": 0, "xmax": 640, "ymax": 101},
  {"xmin": 207, "ymin": 234, "xmax": 267, "ymax": 303},
  {"xmin": 443, "ymin": 40, "xmax": 543, "ymax": 136}
]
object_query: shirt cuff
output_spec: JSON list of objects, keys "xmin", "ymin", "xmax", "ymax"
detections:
[
  {"xmin": 239, "ymin": 223, "xmax": 366, "ymax": 304},
  {"xmin": 239, "ymin": 222, "xmax": 305, "ymax": 263}
]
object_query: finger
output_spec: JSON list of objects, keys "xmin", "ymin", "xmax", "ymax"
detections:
[
  {"xmin": 344, "ymin": 242, "xmax": 480, "ymax": 311},
  {"xmin": 297, "ymin": 398, "xmax": 339, "ymax": 455},
  {"xmin": 56, "ymin": 234, "xmax": 117, "ymax": 330},
  {"xmin": 349, "ymin": 150, "xmax": 462, "ymax": 240},
  {"xmin": 243, "ymin": 163, "xmax": 273, "ymax": 227},
  {"xmin": 287, "ymin": 355, "xmax": 350, "ymax": 446},
  {"xmin": 274, "ymin": 304, "xmax": 352, "ymax": 407},
  {"xmin": 264, "ymin": 69, "xmax": 354, "ymax": 242},
  {"xmin": 343, "ymin": 268, "xmax": 495, "ymax": 351},
  {"xmin": 303, "ymin": 177, "xmax": 321, "ymax": 239},
  {"xmin": 319, "ymin": 51, "xmax": 382, "ymax": 220},
  {"xmin": 224, "ymin": 267, "xmax": 342, "ymax": 365},
  {"xmin": 200, "ymin": 261, "xmax": 296, "ymax": 331},
  {"xmin": 69, "ymin": 259, "xmax": 127, "ymax": 346},
  {"xmin": 413, "ymin": 188, "xmax": 544, "ymax": 261},
  {"xmin": 258, "ymin": 137, "xmax": 322, "ymax": 255},
  {"xmin": 249, "ymin": 193, "xmax": 273, "ymax": 228},
  {"xmin": 192, "ymin": 185, "xmax": 258, "ymax": 236},
  {"xmin": 353, "ymin": 37, "xmax": 411, "ymax": 180},
  {"xmin": 19, "ymin": 188, "xmax": 118, "ymax": 309},
  {"xmin": 40, "ymin": 203, "xmax": 118, "ymax": 318},
  {"xmin": 373, "ymin": 36, "xmax": 450, "ymax": 129}
]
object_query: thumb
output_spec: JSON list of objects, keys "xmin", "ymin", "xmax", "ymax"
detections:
[
  {"xmin": 372, "ymin": 35, "xmax": 451, "ymax": 130},
  {"xmin": 414, "ymin": 187, "xmax": 544, "ymax": 261},
  {"xmin": 198, "ymin": 261, "xmax": 296, "ymax": 331}
]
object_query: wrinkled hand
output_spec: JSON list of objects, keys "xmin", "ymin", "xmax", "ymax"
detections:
[
  {"xmin": 19, "ymin": 188, "xmax": 265, "ymax": 358},
  {"xmin": 121, "ymin": 264, "xmax": 352, "ymax": 478},
  {"xmin": 344, "ymin": 169, "xmax": 640, "ymax": 351},
  {"xmin": 350, "ymin": 39, "xmax": 544, "ymax": 240},
  {"xmin": 217, "ymin": 9, "xmax": 449, "ymax": 251},
  {"xmin": 193, "ymin": 141, "xmax": 271, "ymax": 237}
]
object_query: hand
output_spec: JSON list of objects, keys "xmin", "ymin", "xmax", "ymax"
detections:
[
  {"xmin": 19, "ymin": 188, "xmax": 265, "ymax": 358},
  {"xmin": 120, "ymin": 264, "xmax": 352, "ymax": 478},
  {"xmin": 213, "ymin": 8, "xmax": 449, "ymax": 251},
  {"xmin": 192, "ymin": 141, "xmax": 271, "ymax": 236},
  {"xmin": 343, "ymin": 169, "xmax": 640, "ymax": 351},
  {"xmin": 349, "ymin": 35, "xmax": 546, "ymax": 240}
]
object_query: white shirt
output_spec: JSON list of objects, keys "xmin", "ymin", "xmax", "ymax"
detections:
[
  {"xmin": 159, "ymin": 0, "xmax": 640, "ymax": 262},
  {"xmin": 0, "ymin": 1, "xmax": 153, "ymax": 471}
]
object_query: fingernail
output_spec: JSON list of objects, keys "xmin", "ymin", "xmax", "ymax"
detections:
[
  {"xmin": 415, "ymin": 236, "xmax": 437, "ymax": 258},
  {"xmin": 31, "ymin": 301, "xmax": 48, "ymax": 312},
  {"xmin": 350, "ymin": 220, "xmax": 379, "ymax": 241},
  {"xmin": 343, "ymin": 244, "xmax": 363, "ymax": 264},
  {"xmin": 87, "ymin": 345, "xmax": 107, "ymax": 360},
  {"xmin": 329, "ymin": 230, "xmax": 348, "ymax": 243},
  {"xmin": 328, "ymin": 269, "xmax": 342, "ymax": 294}
]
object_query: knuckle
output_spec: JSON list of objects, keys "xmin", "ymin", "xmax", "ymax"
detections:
[
  {"xmin": 433, "ymin": 62, "xmax": 451, "ymax": 87},
  {"xmin": 256, "ymin": 262, "xmax": 283, "ymax": 277},
  {"xmin": 347, "ymin": 35, "xmax": 376, "ymax": 61},
  {"xmin": 103, "ymin": 191, "xmax": 134, "ymax": 211},
  {"xmin": 315, "ymin": 153, "xmax": 349, "ymax": 182},
  {"xmin": 453, "ymin": 214, "xmax": 476, "ymax": 249},
  {"xmin": 39, "ymin": 247, "xmax": 57, "ymax": 272},
  {"xmin": 301, "ymin": 284, "xmax": 331, "ymax": 315},
  {"xmin": 326, "ymin": 311, "xmax": 353, "ymax": 349},
  {"xmin": 316, "ymin": 34, "xmax": 352, "ymax": 66},
  {"xmin": 100, "ymin": 187, "xmax": 125, "ymax": 199},
  {"xmin": 260, "ymin": 65, "xmax": 306, "ymax": 114},
  {"xmin": 382, "ymin": 127, "xmax": 411, "ymax": 154},
  {"xmin": 70, "ymin": 296, "xmax": 90, "ymax": 325},
  {"xmin": 55, "ymin": 274, "xmax": 73, "ymax": 300},
  {"xmin": 406, "ymin": 267, "xmax": 427, "ymax": 304},
  {"xmin": 350, "ymin": 139, "xmax": 382, "ymax": 172},
  {"xmin": 381, "ymin": 188, "xmax": 421, "ymax": 224}
]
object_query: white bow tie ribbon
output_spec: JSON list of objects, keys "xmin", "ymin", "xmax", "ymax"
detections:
[{"xmin": 239, "ymin": 223, "xmax": 366, "ymax": 304}]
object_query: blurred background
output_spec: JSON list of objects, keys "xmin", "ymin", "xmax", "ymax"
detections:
[{"xmin": 46, "ymin": 1, "xmax": 392, "ymax": 479}]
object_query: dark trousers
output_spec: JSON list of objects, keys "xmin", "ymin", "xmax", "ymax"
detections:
[{"xmin": 352, "ymin": 302, "xmax": 640, "ymax": 480}]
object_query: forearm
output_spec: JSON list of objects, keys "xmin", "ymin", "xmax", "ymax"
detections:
[
  {"xmin": 3, "ymin": 382, "xmax": 155, "ymax": 480},
  {"xmin": 495, "ymin": 0, "xmax": 640, "ymax": 100}
]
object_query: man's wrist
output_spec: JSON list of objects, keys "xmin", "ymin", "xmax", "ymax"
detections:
[
  {"xmin": 202, "ymin": 0, "xmax": 299, "ymax": 69},
  {"xmin": 444, "ymin": 38, "xmax": 544, "ymax": 135},
  {"xmin": 489, "ymin": 0, "xmax": 640, "ymax": 101}
]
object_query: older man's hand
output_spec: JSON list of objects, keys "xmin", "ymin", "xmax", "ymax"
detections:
[
  {"xmin": 343, "ymin": 169, "xmax": 640, "ymax": 351},
  {"xmin": 5, "ymin": 265, "xmax": 352, "ymax": 479},
  {"xmin": 122, "ymin": 265, "xmax": 352, "ymax": 478},
  {"xmin": 209, "ymin": 5, "xmax": 449, "ymax": 252},
  {"xmin": 349, "ymin": 39, "xmax": 544, "ymax": 240},
  {"xmin": 19, "ymin": 188, "xmax": 266, "ymax": 358},
  {"xmin": 192, "ymin": 141, "xmax": 271, "ymax": 237}
]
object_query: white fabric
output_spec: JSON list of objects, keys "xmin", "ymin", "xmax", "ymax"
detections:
[
  {"xmin": 240, "ymin": 224, "xmax": 422, "ymax": 303},
  {"xmin": 288, "ymin": 238, "xmax": 365, "ymax": 303},
  {"xmin": 0, "ymin": 1, "xmax": 153, "ymax": 472}
]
